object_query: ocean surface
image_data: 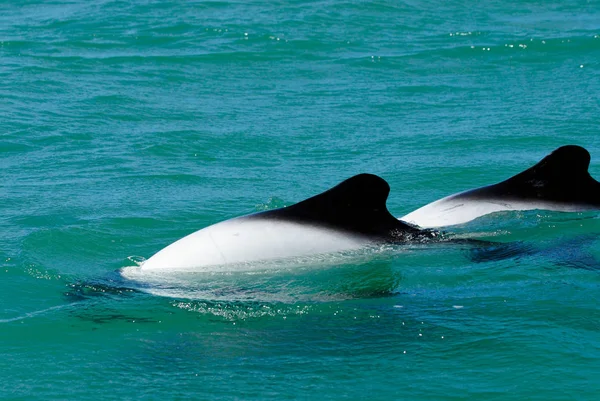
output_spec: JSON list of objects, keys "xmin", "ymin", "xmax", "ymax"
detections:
[{"xmin": 2, "ymin": 0, "xmax": 600, "ymax": 399}]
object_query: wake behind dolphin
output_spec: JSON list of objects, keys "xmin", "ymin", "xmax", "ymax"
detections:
[{"xmin": 141, "ymin": 145, "xmax": 600, "ymax": 271}]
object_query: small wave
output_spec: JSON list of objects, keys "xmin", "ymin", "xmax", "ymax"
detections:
[
  {"xmin": 120, "ymin": 246, "xmax": 404, "ymax": 302},
  {"xmin": 127, "ymin": 255, "xmax": 146, "ymax": 266},
  {"xmin": 0, "ymin": 303, "xmax": 76, "ymax": 324}
]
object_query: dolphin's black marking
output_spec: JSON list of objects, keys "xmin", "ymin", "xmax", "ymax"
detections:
[
  {"xmin": 248, "ymin": 173, "xmax": 436, "ymax": 241},
  {"xmin": 460, "ymin": 145, "xmax": 600, "ymax": 205}
]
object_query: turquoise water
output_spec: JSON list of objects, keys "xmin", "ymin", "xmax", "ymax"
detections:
[{"xmin": 2, "ymin": 0, "xmax": 600, "ymax": 399}]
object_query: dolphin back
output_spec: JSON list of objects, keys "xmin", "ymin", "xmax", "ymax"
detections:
[
  {"xmin": 468, "ymin": 145, "xmax": 600, "ymax": 205},
  {"xmin": 401, "ymin": 145, "xmax": 600, "ymax": 228}
]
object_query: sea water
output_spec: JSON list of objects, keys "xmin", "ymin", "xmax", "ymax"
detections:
[{"xmin": 1, "ymin": 0, "xmax": 600, "ymax": 399}]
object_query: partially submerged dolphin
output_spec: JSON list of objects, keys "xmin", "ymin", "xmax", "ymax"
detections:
[
  {"xmin": 142, "ymin": 174, "xmax": 436, "ymax": 270},
  {"xmin": 142, "ymin": 145, "xmax": 599, "ymax": 271},
  {"xmin": 401, "ymin": 145, "xmax": 600, "ymax": 228}
]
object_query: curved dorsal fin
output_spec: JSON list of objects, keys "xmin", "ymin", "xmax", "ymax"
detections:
[
  {"xmin": 256, "ymin": 173, "xmax": 425, "ymax": 239},
  {"xmin": 482, "ymin": 145, "xmax": 600, "ymax": 204}
]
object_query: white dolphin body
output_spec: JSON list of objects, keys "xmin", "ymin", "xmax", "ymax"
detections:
[
  {"xmin": 399, "ymin": 194, "xmax": 583, "ymax": 229},
  {"xmin": 141, "ymin": 174, "xmax": 424, "ymax": 271},
  {"xmin": 141, "ymin": 217, "xmax": 369, "ymax": 271}
]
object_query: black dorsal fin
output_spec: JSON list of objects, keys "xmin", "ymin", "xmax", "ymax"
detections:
[
  {"xmin": 474, "ymin": 145, "xmax": 600, "ymax": 205},
  {"xmin": 255, "ymin": 173, "xmax": 426, "ymax": 239}
]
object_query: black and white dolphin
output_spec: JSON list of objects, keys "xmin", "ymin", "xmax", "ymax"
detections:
[
  {"xmin": 142, "ymin": 174, "xmax": 435, "ymax": 270},
  {"xmin": 142, "ymin": 145, "xmax": 600, "ymax": 271},
  {"xmin": 401, "ymin": 145, "xmax": 600, "ymax": 228}
]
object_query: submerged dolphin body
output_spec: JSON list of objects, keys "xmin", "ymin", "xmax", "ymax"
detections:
[
  {"xmin": 401, "ymin": 145, "xmax": 600, "ymax": 228},
  {"xmin": 142, "ymin": 174, "xmax": 436, "ymax": 271}
]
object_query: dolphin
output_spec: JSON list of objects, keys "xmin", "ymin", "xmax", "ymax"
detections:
[
  {"xmin": 142, "ymin": 174, "xmax": 437, "ymax": 271},
  {"xmin": 400, "ymin": 145, "xmax": 600, "ymax": 228}
]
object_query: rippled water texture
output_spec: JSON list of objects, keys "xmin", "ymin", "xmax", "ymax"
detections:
[{"xmin": 2, "ymin": 0, "xmax": 600, "ymax": 399}]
